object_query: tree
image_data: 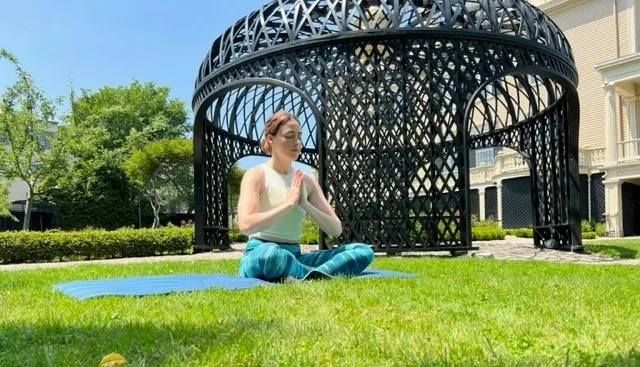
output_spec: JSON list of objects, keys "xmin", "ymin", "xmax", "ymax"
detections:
[
  {"xmin": 67, "ymin": 81, "xmax": 189, "ymax": 162},
  {"xmin": 0, "ymin": 181, "xmax": 16, "ymax": 220},
  {"xmin": 43, "ymin": 164, "xmax": 142, "ymax": 229},
  {"xmin": 124, "ymin": 139, "xmax": 193, "ymax": 228},
  {"xmin": 228, "ymin": 165, "xmax": 245, "ymax": 227},
  {"xmin": 40, "ymin": 81, "xmax": 189, "ymax": 229},
  {"xmin": 0, "ymin": 49, "xmax": 67, "ymax": 230}
]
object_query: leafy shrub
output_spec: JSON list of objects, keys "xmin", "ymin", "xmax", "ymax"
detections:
[
  {"xmin": 300, "ymin": 217, "xmax": 319, "ymax": 244},
  {"xmin": 229, "ymin": 225, "xmax": 248, "ymax": 243},
  {"xmin": 469, "ymin": 217, "xmax": 505, "ymax": 240},
  {"xmin": 228, "ymin": 218, "xmax": 322, "ymax": 245},
  {"xmin": 410, "ymin": 218, "xmax": 505, "ymax": 242},
  {"xmin": 505, "ymin": 226, "xmax": 601, "ymax": 240},
  {"xmin": 471, "ymin": 217, "xmax": 501, "ymax": 229},
  {"xmin": 472, "ymin": 226, "xmax": 506, "ymax": 240},
  {"xmin": 581, "ymin": 220, "xmax": 607, "ymax": 238},
  {"xmin": 0, "ymin": 227, "xmax": 193, "ymax": 264},
  {"xmin": 505, "ymin": 228, "xmax": 534, "ymax": 238}
]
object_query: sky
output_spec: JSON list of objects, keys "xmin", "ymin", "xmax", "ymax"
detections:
[{"xmin": 0, "ymin": 0, "xmax": 314, "ymax": 172}]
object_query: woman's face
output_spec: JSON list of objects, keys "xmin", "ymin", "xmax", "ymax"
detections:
[{"xmin": 269, "ymin": 118, "xmax": 302, "ymax": 159}]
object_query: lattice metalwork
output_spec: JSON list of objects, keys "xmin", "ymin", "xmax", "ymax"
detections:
[
  {"xmin": 579, "ymin": 174, "xmax": 588, "ymax": 220},
  {"xmin": 621, "ymin": 183, "xmax": 640, "ymax": 236},
  {"xmin": 466, "ymin": 71, "xmax": 580, "ymax": 248},
  {"xmin": 470, "ymin": 189, "xmax": 479, "ymax": 219},
  {"xmin": 193, "ymin": 0, "xmax": 582, "ymax": 252},
  {"xmin": 485, "ymin": 186, "xmax": 497, "ymax": 220},
  {"xmin": 502, "ymin": 176, "xmax": 532, "ymax": 229},
  {"xmin": 590, "ymin": 173, "xmax": 605, "ymax": 223}
]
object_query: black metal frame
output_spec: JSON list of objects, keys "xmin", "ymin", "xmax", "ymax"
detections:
[{"xmin": 193, "ymin": 0, "xmax": 583, "ymax": 252}]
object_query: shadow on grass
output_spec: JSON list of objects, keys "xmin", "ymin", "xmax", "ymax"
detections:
[
  {"xmin": 2, "ymin": 321, "xmax": 640, "ymax": 366},
  {"xmin": 585, "ymin": 245, "xmax": 638, "ymax": 259},
  {"xmin": 0, "ymin": 318, "xmax": 276, "ymax": 366}
]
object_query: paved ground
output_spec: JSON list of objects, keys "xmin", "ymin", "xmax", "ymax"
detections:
[
  {"xmin": 468, "ymin": 237, "xmax": 640, "ymax": 265},
  {"xmin": 1, "ymin": 236, "xmax": 638, "ymax": 272}
]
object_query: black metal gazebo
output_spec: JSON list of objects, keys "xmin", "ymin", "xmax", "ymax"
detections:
[{"xmin": 193, "ymin": 0, "xmax": 582, "ymax": 253}]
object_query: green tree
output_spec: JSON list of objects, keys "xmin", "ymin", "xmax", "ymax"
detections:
[
  {"xmin": 68, "ymin": 81, "xmax": 189, "ymax": 161},
  {"xmin": 0, "ymin": 181, "xmax": 16, "ymax": 220},
  {"xmin": 228, "ymin": 165, "xmax": 245, "ymax": 228},
  {"xmin": 0, "ymin": 49, "xmax": 67, "ymax": 230},
  {"xmin": 124, "ymin": 139, "xmax": 192, "ymax": 228},
  {"xmin": 41, "ymin": 81, "xmax": 189, "ymax": 229}
]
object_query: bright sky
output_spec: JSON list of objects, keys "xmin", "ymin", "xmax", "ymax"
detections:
[{"xmin": 0, "ymin": 0, "xmax": 314, "ymax": 172}]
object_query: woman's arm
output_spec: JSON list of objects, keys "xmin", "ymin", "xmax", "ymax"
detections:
[
  {"xmin": 237, "ymin": 168, "xmax": 303, "ymax": 235},
  {"xmin": 299, "ymin": 175, "xmax": 342, "ymax": 237}
]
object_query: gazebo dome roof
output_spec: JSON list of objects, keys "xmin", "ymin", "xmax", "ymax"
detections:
[{"xmin": 195, "ymin": 0, "xmax": 572, "ymax": 92}]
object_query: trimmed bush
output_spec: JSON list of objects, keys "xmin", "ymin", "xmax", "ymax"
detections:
[
  {"xmin": 410, "ymin": 218, "xmax": 505, "ymax": 242},
  {"xmin": 472, "ymin": 226, "xmax": 506, "ymax": 241},
  {"xmin": 581, "ymin": 220, "xmax": 607, "ymax": 238},
  {"xmin": 471, "ymin": 219, "xmax": 505, "ymax": 241},
  {"xmin": 228, "ymin": 218, "xmax": 323, "ymax": 245},
  {"xmin": 505, "ymin": 228, "xmax": 534, "ymax": 238},
  {"xmin": 594, "ymin": 222, "xmax": 606, "ymax": 237},
  {"xmin": 472, "ymin": 217, "xmax": 501, "ymax": 229},
  {"xmin": 581, "ymin": 220, "xmax": 592, "ymax": 233},
  {"xmin": 300, "ymin": 217, "xmax": 319, "ymax": 244},
  {"xmin": 0, "ymin": 227, "xmax": 193, "ymax": 264},
  {"xmin": 505, "ymin": 227, "xmax": 601, "ymax": 240},
  {"xmin": 229, "ymin": 226, "xmax": 248, "ymax": 243}
]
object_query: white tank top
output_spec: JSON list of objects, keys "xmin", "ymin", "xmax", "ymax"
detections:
[{"xmin": 251, "ymin": 163, "xmax": 309, "ymax": 243}]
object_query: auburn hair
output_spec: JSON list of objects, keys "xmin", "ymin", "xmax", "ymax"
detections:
[{"xmin": 260, "ymin": 111, "xmax": 297, "ymax": 155}]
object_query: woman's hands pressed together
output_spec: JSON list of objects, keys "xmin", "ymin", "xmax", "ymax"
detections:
[{"xmin": 286, "ymin": 170, "xmax": 304, "ymax": 208}]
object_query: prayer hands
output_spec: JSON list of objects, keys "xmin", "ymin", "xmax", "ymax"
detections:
[{"xmin": 286, "ymin": 170, "xmax": 304, "ymax": 208}]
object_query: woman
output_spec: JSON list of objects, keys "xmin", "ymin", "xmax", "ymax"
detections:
[{"xmin": 237, "ymin": 111, "xmax": 374, "ymax": 282}]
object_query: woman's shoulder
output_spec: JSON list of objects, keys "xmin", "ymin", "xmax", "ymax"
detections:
[
  {"xmin": 242, "ymin": 165, "xmax": 267, "ymax": 193},
  {"xmin": 301, "ymin": 172, "xmax": 319, "ymax": 194},
  {"xmin": 301, "ymin": 172, "xmax": 315, "ymax": 184},
  {"xmin": 244, "ymin": 164, "xmax": 266, "ymax": 176}
]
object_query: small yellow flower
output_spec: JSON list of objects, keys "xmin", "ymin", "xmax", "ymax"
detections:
[{"xmin": 98, "ymin": 352, "xmax": 127, "ymax": 367}]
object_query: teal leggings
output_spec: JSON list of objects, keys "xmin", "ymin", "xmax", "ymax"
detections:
[{"xmin": 239, "ymin": 238, "xmax": 374, "ymax": 282}]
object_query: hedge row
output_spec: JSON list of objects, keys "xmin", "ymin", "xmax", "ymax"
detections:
[
  {"xmin": 471, "ymin": 226, "xmax": 506, "ymax": 241},
  {"xmin": 505, "ymin": 228, "xmax": 535, "ymax": 238},
  {"xmin": 229, "ymin": 227, "xmax": 248, "ymax": 243},
  {"xmin": 229, "ymin": 217, "xmax": 322, "ymax": 245},
  {"xmin": 3, "ymin": 219, "xmax": 597, "ymax": 264},
  {"xmin": 230, "ymin": 216, "xmax": 508, "ymax": 245},
  {"xmin": 0, "ymin": 227, "xmax": 193, "ymax": 264},
  {"xmin": 505, "ymin": 228, "xmax": 600, "ymax": 240},
  {"xmin": 581, "ymin": 220, "xmax": 607, "ymax": 237}
]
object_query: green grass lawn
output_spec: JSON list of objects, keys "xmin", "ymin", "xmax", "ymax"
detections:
[
  {"xmin": 1, "ymin": 258, "xmax": 639, "ymax": 366},
  {"xmin": 585, "ymin": 239, "xmax": 640, "ymax": 259}
]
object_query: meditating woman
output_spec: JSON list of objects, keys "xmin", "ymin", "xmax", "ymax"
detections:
[{"xmin": 237, "ymin": 111, "xmax": 374, "ymax": 282}]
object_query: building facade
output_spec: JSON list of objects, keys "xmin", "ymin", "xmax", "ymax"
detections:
[{"xmin": 469, "ymin": 0, "xmax": 640, "ymax": 236}]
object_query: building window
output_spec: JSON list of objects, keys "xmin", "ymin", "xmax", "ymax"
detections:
[{"xmin": 475, "ymin": 148, "xmax": 495, "ymax": 167}]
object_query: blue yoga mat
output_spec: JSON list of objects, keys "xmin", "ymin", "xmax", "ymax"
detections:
[
  {"xmin": 354, "ymin": 269, "xmax": 416, "ymax": 279},
  {"xmin": 54, "ymin": 269, "xmax": 415, "ymax": 300}
]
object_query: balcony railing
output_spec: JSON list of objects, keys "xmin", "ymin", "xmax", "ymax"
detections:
[
  {"xmin": 469, "ymin": 147, "xmax": 607, "ymax": 185},
  {"xmin": 617, "ymin": 138, "xmax": 640, "ymax": 161},
  {"xmin": 496, "ymin": 153, "xmax": 528, "ymax": 173}
]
